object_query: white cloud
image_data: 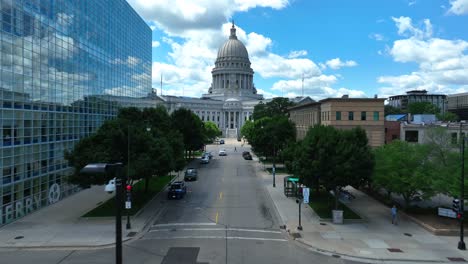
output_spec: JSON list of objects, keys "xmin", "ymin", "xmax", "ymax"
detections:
[
  {"xmin": 324, "ymin": 58, "xmax": 358, "ymax": 70},
  {"xmin": 288, "ymin": 50, "xmax": 308, "ymax": 58},
  {"xmin": 369, "ymin": 33, "xmax": 384, "ymax": 41},
  {"xmin": 378, "ymin": 16, "xmax": 468, "ymax": 97},
  {"xmin": 448, "ymin": 0, "xmax": 468, "ymax": 15},
  {"xmin": 127, "ymin": 0, "xmax": 289, "ymax": 35},
  {"xmin": 152, "ymin": 41, "xmax": 160, "ymax": 47}
]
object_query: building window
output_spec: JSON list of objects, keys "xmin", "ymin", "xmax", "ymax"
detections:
[
  {"xmin": 405, "ymin": 131, "xmax": 419, "ymax": 142},
  {"xmin": 336, "ymin": 111, "xmax": 341, "ymax": 120},
  {"xmin": 373, "ymin": 111, "xmax": 379, "ymax": 121},
  {"xmin": 348, "ymin": 111, "xmax": 354, "ymax": 121},
  {"xmin": 361, "ymin": 111, "xmax": 366, "ymax": 121}
]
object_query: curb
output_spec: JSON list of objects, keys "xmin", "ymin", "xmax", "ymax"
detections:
[{"xmin": 293, "ymin": 236, "xmax": 450, "ymax": 263}]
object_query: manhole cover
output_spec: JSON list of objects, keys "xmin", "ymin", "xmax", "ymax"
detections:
[
  {"xmin": 320, "ymin": 223, "xmax": 327, "ymax": 226},
  {"xmin": 448, "ymin": 257, "xmax": 467, "ymax": 262},
  {"xmin": 14, "ymin": 236, "xmax": 24, "ymax": 240},
  {"xmin": 388, "ymin": 248, "xmax": 403, "ymax": 253},
  {"xmin": 404, "ymin": 233, "xmax": 412, "ymax": 237},
  {"xmin": 127, "ymin": 232, "xmax": 137, "ymax": 237}
]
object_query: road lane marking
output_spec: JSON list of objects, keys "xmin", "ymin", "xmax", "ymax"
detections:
[
  {"xmin": 149, "ymin": 228, "xmax": 282, "ymax": 234},
  {"xmin": 216, "ymin": 212, "xmax": 219, "ymax": 224},
  {"xmin": 219, "ymin": 192, "xmax": 223, "ymax": 200},
  {"xmin": 141, "ymin": 236, "xmax": 288, "ymax": 242},
  {"xmin": 152, "ymin": 222, "xmax": 217, "ymax": 227}
]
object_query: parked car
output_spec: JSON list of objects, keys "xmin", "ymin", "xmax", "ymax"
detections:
[
  {"xmin": 243, "ymin": 153, "xmax": 252, "ymax": 160},
  {"xmin": 219, "ymin": 139, "xmax": 225, "ymax": 144},
  {"xmin": 203, "ymin": 152, "xmax": 213, "ymax": 159},
  {"xmin": 184, "ymin": 168, "xmax": 198, "ymax": 181},
  {"xmin": 168, "ymin": 181, "xmax": 187, "ymax": 199},
  {"xmin": 200, "ymin": 155, "xmax": 210, "ymax": 164},
  {"xmin": 219, "ymin": 149, "xmax": 227, "ymax": 156}
]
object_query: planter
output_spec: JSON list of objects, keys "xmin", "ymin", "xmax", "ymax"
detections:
[{"xmin": 332, "ymin": 210, "xmax": 343, "ymax": 224}]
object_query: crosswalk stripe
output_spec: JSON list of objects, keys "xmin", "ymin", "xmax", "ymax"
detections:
[
  {"xmin": 141, "ymin": 236, "xmax": 288, "ymax": 242},
  {"xmin": 152, "ymin": 222, "xmax": 217, "ymax": 227},
  {"xmin": 149, "ymin": 228, "xmax": 282, "ymax": 234}
]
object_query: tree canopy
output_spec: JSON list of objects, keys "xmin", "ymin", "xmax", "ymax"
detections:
[
  {"xmin": 203, "ymin": 121, "xmax": 222, "ymax": 143},
  {"xmin": 252, "ymin": 97, "xmax": 295, "ymax": 120},
  {"xmin": 170, "ymin": 108, "xmax": 205, "ymax": 157},
  {"xmin": 288, "ymin": 125, "xmax": 374, "ymax": 207},
  {"xmin": 66, "ymin": 106, "xmax": 184, "ymax": 192},
  {"xmin": 407, "ymin": 102, "xmax": 440, "ymax": 115}
]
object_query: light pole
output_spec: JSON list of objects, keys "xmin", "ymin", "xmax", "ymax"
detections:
[
  {"xmin": 272, "ymin": 144, "xmax": 276, "ymax": 188},
  {"xmin": 296, "ymin": 198, "xmax": 303, "ymax": 230},
  {"xmin": 459, "ymin": 122, "xmax": 466, "ymax": 250},
  {"xmin": 81, "ymin": 163, "xmax": 124, "ymax": 264}
]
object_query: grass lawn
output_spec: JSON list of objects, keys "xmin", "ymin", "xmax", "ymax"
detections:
[
  {"xmin": 83, "ymin": 175, "xmax": 174, "ymax": 217},
  {"xmin": 308, "ymin": 192, "xmax": 361, "ymax": 219},
  {"xmin": 265, "ymin": 167, "xmax": 288, "ymax": 174}
]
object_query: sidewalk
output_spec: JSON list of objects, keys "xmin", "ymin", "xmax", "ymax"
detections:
[
  {"xmin": 253, "ymin": 158, "xmax": 468, "ymax": 263},
  {"xmin": 0, "ymin": 177, "xmax": 175, "ymax": 249}
]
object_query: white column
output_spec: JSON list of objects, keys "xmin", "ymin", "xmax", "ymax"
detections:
[{"xmin": 228, "ymin": 111, "xmax": 231, "ymax": 129}]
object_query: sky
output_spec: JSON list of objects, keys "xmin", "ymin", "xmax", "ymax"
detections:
[{"xmin": 127, "ymin": 0, "xmax": 468, "ymax": 101}]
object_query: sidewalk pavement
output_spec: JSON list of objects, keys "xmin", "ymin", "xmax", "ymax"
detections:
[
  {"xmin": 0, "ymin": 176, "xmax": 176, "ymax": 249},
  {"xmin": 253, "ymin": 158, "xmax": 468, "ymax": 263}
]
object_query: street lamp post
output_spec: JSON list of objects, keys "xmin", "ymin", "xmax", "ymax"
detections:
[
  {"xmin": 126, "ymin": 125, "xmax": 151, "ymax": 230},
  {"xmin": 81, "ymin": 163, "xmax": 124, "ymax": 264},
  {"xmin": 272, "ymin": 144, "xmax": 276, "ymax": 188},
  {"xmin": 460, "ymin": 122, "xmax": 466, "ymax": 250},
  {"xmin": 296, "ymin": 198, "xmax": 303, "ymax": 230}
]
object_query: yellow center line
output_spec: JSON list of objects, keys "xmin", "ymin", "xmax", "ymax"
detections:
[
  {"xmin": 216, "ymin": 212, "xmax": 219, "ymax": 224},
  {"xmin": 219, "ymin": 191, "xmax": 223, "ymax": 200}
]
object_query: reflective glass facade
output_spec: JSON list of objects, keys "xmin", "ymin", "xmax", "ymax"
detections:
[{"xmin": 0, "ymin": 0, "xmax": 151, "ymax": 225}]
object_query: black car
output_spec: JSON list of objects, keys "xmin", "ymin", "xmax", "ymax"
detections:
[
  {"xmin": 184, "ymin": 168, "xmax": 198, "ymax": 181},
  {"xmin": 242, "ymin": 151, "xmax": 252, "ymax": 160},
  {"xmin": 219, "ymin": 139, "xmax": 225, "ymax": 144},
  {"xmin": 168, "ymin": 181, "xmax": 187, "ymax": 199}
]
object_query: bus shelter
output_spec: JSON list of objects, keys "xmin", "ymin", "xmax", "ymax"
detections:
[{"xmin": 284, "ymin": 176, "xmax": 299, "ymax": 197}]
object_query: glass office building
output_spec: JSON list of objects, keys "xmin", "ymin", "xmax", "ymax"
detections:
[{"xmin": 0, "ymin": 0, "xmax": 151, "ymax": 225}]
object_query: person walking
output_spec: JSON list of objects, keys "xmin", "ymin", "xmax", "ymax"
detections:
[
  {"xmin": 234, "ymin": 147, "xmax": 237, "ymax": 152},
  {"xmin": 391, "ymin": 205, "xmax": 398, "ymax": 225}
]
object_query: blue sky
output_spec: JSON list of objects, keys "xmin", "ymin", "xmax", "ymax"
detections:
[{"xmin": 127, "ymin": 0, "xmax": 468, "ymax": 100}]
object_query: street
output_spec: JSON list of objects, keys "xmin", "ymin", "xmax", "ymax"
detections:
[{"xmin": 0, "ymin": 140, "xmax": 362, "ymax": 264}]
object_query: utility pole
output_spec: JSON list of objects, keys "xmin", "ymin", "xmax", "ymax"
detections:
[{"xmin": 160, "ymin": 73, "xmax": 163, "ymax": 96}]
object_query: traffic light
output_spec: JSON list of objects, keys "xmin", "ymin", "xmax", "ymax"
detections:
[
  {"xmin": 126, "ymin": 185, "xmax": 132, "ymax": 192},
  {"xmin": 453, "ymin": 199, "xmax": 460, "ymax": 213}
]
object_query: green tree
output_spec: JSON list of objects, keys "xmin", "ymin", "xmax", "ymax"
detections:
[
  {"xmin": 373, "ymin": 140, "xmax": 434, "ymax": 208},
  {"xmin": 408, "ymin": 102, "xmax": 440, "ymax": 114},
  {"xmin": 66, "ymin": 107, "xmax": 184, "ymax": 193},
  {"xmin": 203, "ymin": 121, "xmax": 222, "ymax": 143},
  {"xmin": 384, "ymin": 105, "xmax": 404, "ymax": 116},
  {"xmin": 436, "ymin": 111, "xmax": 459, "ymax": 122},
  {"xmin": 252, "ymin": 97, "xmax": 295, "ymax": 120},
  {"xmin": 240, "ymin": 120, "xmax": 254, "ymax": 140},
  {"xmin": 292, "ymin": 125, "xmax": 374, "ymax": 208},
  {"xmin": 171, "ymin": 108, "xmax": 205, "ymax": 158}
]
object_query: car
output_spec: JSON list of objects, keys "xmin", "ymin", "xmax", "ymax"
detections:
[
  {"xmin": 219, "ymin": 149, "xmax": 227, "ymax": 156},
  {"xmin": 200, "ymin": 155, "xmax": 210, "ymax": 164},
  {"xmin": 168, "ymin": 181, "xmax": 187, "ymax": 199},
  {"xmin": 184, "ymin": 168, "xmax": 198, "ymax": 181},
  {"xmin": 243, "ymin": 153, "xmax": 252, "ymax": 160},
  {"xmin": 203, "ymin": 152, "xmax": 213, "ymax": 159},
  {"xmin": 219, "ymin": 139, "xmax": 225, "ymax": 144}
]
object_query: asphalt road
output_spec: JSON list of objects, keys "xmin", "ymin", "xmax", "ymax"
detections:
[{"xmin": 0, "ymin": 141, "xmax": 364, "ymax": 264}]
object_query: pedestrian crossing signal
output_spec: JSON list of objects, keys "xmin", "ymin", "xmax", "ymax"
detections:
[{"xmin": 453, "ymin": 199, "xmax": 460, "ymax": 213}]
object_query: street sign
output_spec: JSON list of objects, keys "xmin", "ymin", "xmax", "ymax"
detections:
[
  {"xmin": 303, "ymin": 187, "xmax": 310, "ymax": 204},
  {"xmin": 438, "ymin": 207, "xmax": 457, "ymax": 219},
  {"xmin": 125, "ymin": 201, "xmax": 131, "ymax": 209}
]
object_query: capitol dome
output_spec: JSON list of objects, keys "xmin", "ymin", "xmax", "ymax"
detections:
[{"xmin": 216, "ymin": 23, "xmax": 249, "ymax": 60}]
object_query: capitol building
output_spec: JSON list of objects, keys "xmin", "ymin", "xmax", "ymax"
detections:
[{"xmin": 156, "ymin": 23, "xmax": 264, "ymax": 138}]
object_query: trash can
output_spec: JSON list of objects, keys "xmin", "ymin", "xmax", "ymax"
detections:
[{"xmin": 332, "ymin": 210, "xmax": 343, "ymax": 224}]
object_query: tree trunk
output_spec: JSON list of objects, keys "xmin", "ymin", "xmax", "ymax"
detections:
[
  {"xmin": 144, "ymin": 177, "xmax": 150, "ymax": 193},
  {"xmin": 335, "ymin": 187, "xmax": 339, "ymax": 210}
]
